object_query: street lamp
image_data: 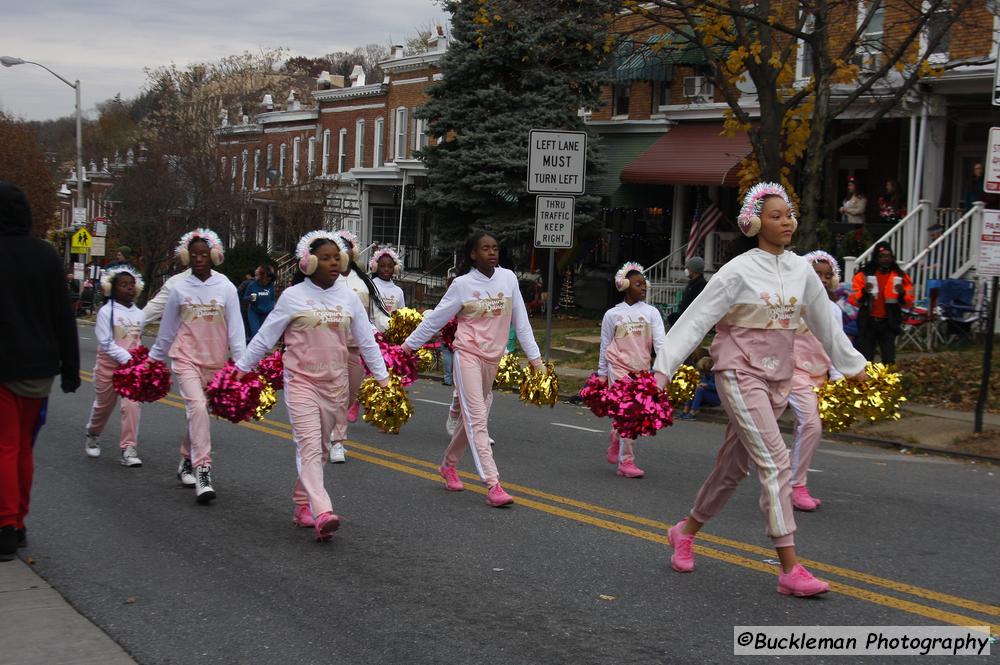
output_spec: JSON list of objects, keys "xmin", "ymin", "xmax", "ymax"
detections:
[{"xmin": 1, "ymin": 56, "xmax": 84, "ymax": 223}]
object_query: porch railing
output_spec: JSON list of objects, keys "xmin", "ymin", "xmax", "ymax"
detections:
[
  {"xmin": 844, "ymin": 200, "xmax": 931, "ymax": 283},
  {"xmin": 903, "ymin": 202, "xmax": 983, "ymax": 305},
  {"xmin": 644, "ymin": 242, "xmax": 689, "ymax": 308}
]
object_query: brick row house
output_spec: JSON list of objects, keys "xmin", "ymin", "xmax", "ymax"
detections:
[
  {"xmin": 214, "ymin": 35, "xmax": 449, "ymax": 280},
  {"xmin": 585, "ymin": 2, "xmax": 1000, "ymax": 313}
]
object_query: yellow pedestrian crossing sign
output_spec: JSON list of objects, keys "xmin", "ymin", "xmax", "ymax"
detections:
[{"xmin": 71, "ymin": 228, "xmax": 92, "ymax": 253}]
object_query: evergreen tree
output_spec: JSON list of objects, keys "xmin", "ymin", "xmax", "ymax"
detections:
[{"xmin": 416, "ymin": 0, "xmax": 614, "ymax": 241}]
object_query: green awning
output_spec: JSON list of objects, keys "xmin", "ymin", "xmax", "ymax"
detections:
[
  {"xmin": 644, "ymin": 31, "xmax": 711, "ymax": 66},
  {"xmin": 608, "ymin": 38, "xmax": 673, "ymax": 83}
]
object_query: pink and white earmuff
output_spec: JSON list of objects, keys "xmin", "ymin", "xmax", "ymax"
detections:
[
  {"xmin": 737, "ymin": 182, "xmax": 798, "ymax": 237},
  {"xmin": 614, "ymin": 262, "xmax": 645, "ymax": 292},
  {"xmin": 295, "ymin": 230, "xmax": 349, "ymax": 276},
  {"xmin": 802, "ymin": 250, "xmax": 841, "ymax": 288},
  {"xmin": 100, "ymin": 266, "xmax": 144, "ymax": 297},
  {"xmin": 368, "ymin": 246, "xmax": 404, "ymax": 276},
  {"xmin": 176, "ymin": 228, "xmax": 225, "ymax": 266},
  {"xmin": 333, "ymin": 229, "xmax": 359, "ymax": 261}
]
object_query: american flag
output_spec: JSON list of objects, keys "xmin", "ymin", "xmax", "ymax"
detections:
[{"xmin": 685, "ymin": 196, "xmax": 724, "ymax": 259}]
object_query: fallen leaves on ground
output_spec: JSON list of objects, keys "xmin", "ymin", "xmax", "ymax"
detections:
[{"xmin": 898, "ymin": 350, "xmax": 999, "ymax": 413}]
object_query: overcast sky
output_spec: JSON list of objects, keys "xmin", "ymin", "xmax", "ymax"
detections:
[{"xmin": 1, "ymin": 0, "xmax": 449, "ymax": 121}]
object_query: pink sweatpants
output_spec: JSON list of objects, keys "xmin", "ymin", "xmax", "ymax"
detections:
[
  {"xmin": 286, "ymin": 375, "xmax": 348, "ymax": 516},
  {"xmin": 786, "ymin": 371, "xmax": 825, "ymax": 488},
  {"xmin": 174, "ymin": 360, "xmax": 218, "ymax": 467},
  {"xmin": 86, "ymin": 357, "xmax": 141, "ymax": 449},
  {"xmin": 445, "ymin": 350, "xmax": 500, "ymax": 487},
  {"xmin": 332, "ymin": 350, "xmax": 365, "ymax": 442},
  {"xmin": 689, "ymin": 370, "xmax": 797, "ymax": 548},
  {"xmin": 608, "ymin": 368, "xmax": 635, "ymax": 464}
]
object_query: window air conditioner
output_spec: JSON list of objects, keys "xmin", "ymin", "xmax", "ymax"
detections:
[{"xmin": 683, "ymin": 76, "xmax": 713, "ymax": 99}]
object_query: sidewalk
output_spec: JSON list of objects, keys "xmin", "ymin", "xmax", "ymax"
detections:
[{"xmin": 0, "ymin": 556, "xmax": 137, "ymax": 665}]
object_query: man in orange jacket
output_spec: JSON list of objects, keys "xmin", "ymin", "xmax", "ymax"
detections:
[{"xmin": 848, "ymin": 241, "xmax": 914, "ymax": 364}]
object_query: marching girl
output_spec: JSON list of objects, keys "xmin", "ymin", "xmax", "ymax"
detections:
[
  {"xmin": 368, "ymin": 246, "xmax": 406, "ymax": 333},
  {"xmin": 596, "ymin": 263, "xmax": 665, "ymax": 479},
  {"xmin": 149, "ymin": 229, "xmax": 246, "ymax": 504},
  {"xmin": 236, "ymin": 231, "xmax": 389, "ymax": 541},
  {"xmin": 653, "ymin": 183, "xmax": 867, "ymax": 597},
  {"xmin": 84, "ymin": 266, "xmax": 145, "ymax": 466},
  {"xmin": 787, "ymin": 251, "xmax": 845, "ymax": 512},
  {"xmin": 401, "ymin": 231, "xmax": 543, "ymax": 507},
  {"xmin": 326, "ymin": 230, "xmax": 391, "ymax": 462}
]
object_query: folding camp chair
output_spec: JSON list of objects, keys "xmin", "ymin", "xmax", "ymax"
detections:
[
  {"xmin": 936, "ymin": 279, "xmax": 980, "ymax": 346},
  {"xmin": 897, "ymin": 287, "xmax": 943, "ymax": 352}
]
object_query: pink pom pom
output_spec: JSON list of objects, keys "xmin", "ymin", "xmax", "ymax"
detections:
[
  {"xmin": 605, "ymin": 371, "xmax": 674, "ymax": 439},
  {"xmin": 579, "ymin": 374, "xmax": 612, "ymax": 418},
  {"xmin": 112, "ymin": 346, "xmax": 172, "ymax": 403},
  {"xmin": 205, "ymin": 361, "xmax": 265, "ymax": 423},
  {"xmin": 363, "ymin": 333, "xmax": 420, "ymax": 386},
  {"xmin": 257, "ymin": 349, "xmax": 284, "ymax": 390},
  {"xmin": 439, "ymin": 318, "xmax": 458, "ymax": 351}
]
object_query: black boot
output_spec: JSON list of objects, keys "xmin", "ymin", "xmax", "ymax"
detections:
[{"xmin": 0, "ymin": 526, "xmax": 17, "ymax": 561}]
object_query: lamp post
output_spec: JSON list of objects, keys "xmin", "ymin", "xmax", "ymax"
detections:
[{"xmin": 1, "ymin": 56, "xmax": 84, "ymax": 222}]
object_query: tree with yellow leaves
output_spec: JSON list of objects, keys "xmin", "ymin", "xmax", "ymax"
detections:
[{"xmin": 620, "ymin": 0, "xmax": 982, "ymax": 248}]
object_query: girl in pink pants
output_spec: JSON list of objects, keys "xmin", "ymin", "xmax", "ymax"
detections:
[
  {"xmin": 597, "ymin": 262, "xmax": 666, "ymax": 479},
  {"xmin": 653, "ymin": 183, "xmax": 868, "ymax": 597},
  {"xmin": 402, "ymin": 231, "xmax": 543, "ymax": 508},
  {"xmin": 84, "ymin": 267, "xmax": 145, "ymax": 466},
  {"xmin": 787, "ymin": 251, "xmax": 846, "ymax": 511},
  {"xmin": 150, "ymin": 229, "xmax": 246, "ymax": 504},
  {"xmin": 237, "ymin": 231, "xmax": 389, "ymax": 542},
  {"xmin": 326, "ymin": 229, "xmax": 391, "ymax": 463}
]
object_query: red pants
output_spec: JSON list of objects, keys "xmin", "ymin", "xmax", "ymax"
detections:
[{"xmin": 0, "ymin": 385, "xmax": 45, "ymax": 529}]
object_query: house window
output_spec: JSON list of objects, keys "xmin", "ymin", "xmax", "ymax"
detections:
[
  {"xmin": 371, "ymin": 205, "xmax": 418, "ymax": 246},
  {"xmin": 922, "ymin": 0, "xmax": 950, "ymax": 61},
  {"xmin": 355, "ymin": 119, "xmax": 365, "ymax": 168},
  {"xmin": 337, "ymin": 129, "xmax": 348, "ymax": 173},
  {"xmin": 253, "ymin": 149, "xmax": 260, "ymax": 189},
  {"xmin": 221, "ymin": 157, "xmax": 227, "ymax": 183},
  {"xmin": 230, "ymin": 156, "xmax": 237, "ymax": 192},
  {"xmin": 612, "ymin": 84, "xmax": 630, "ymax": 117},
  {"xmin": 307, "ymin": 137, "xmax": 316, "ymax": 177},
  {"xmin": 279, "ymin": 143, "xmax": 287, "ymax": 184},
  {"xmin": 796, "ymin": 13, "xmax": 816, "ymax": 80},
  {"xmin": 292, "ymin": 137, "xmax": 301, "ymax": 185},
  {"xmin": 266, "ymin": 144, "xmax": 273, "ymax": 170},
  {"xmin": 856, "ymin": 2, "xmax": 884, "ymax": 72},
  {"xmin": 394, "ymin": 107, "xmax": 408, "ymax": 159},
  {"xmin": 374, "ymin": 117, "xmax": 385, "ymax": 166},
  {"xmin": 415, "ymin": 116, "xmax": 429, "ymax": 151},
  {"xmin": 322, "ymin": 130, "xmax": 331, "ymax": 176},
  {"xmin": 241, "ymin": 150, "xmax": 248, "ymax": 190}
]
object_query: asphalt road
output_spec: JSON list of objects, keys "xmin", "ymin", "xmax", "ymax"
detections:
[{"xmin": 19, "ymin": 326, "xmax": 1000, "ymax": 664}]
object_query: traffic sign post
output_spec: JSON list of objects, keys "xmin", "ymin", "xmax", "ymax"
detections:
[
  {"xmin": 993, "ymin": 56, "xmax": 1000, "ymax": 107},
  {"xmin": 528, "ymin": 129, "xmax": 587, "ymax": 359},
  {"xmin": 976, "ymin": 209, "xmax": 1000, "ymax": 432},
  {"xmin": 985, "ymin": 127, "xmax": 1000, "ymax": 193},
  {"xmin": 72, "ymin": 207, "xmax": 87, "ymax": 227},
  {"xmin": 90, "ymin": 236, "xmax": 106, "ymax": 257},
  {"xmin": 93, "ymin": 216, "xmax": 108, "ymax": 237}
]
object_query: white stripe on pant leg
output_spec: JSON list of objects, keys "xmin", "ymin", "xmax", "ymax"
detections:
[
  {"xmin": 786, "ymin": 392, "xmax": 807, "ymax": 481},
  {"xmin": 717, "ymin": 370, "xmax": 789, "ymax": 537},
  {"xmin": 452, "ymin": 350, "xmax": 487, "ymax": 482}
]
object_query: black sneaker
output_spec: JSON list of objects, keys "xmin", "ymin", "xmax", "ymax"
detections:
[
  {"xmin": 0, "ymin": 526, "xmax": 17, "ymax": 561},
  {"xmin": 177, "ymin": 458, "xmax": 196, "ymax": 487},
  {"xmin": 195, "ymin": 465, "xmax": 216, "ymax": 504},
  {"xmin": 16, "ymin": 527, "xmax": 26, "ymax": 549}
]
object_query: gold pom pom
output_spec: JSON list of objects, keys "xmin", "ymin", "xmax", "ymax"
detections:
[
  {"xmin": 493, "ymin": 353, "xmax": 523, "ymax": 389},
  {"xmin": 383, "ymin": 307, "xmax": 424, "ymax": 345},
  {"xmin": 668, "ymin": 364, "xmax": 699, "ymax": 405},
  {"xmin": 415, "ymin": 347, "xmax": 434, "ymax": 373},
  {"xmin": 815, "ymin": 362, "xmax": 906, "ymax": 433},
  {"xmin": 252, "ymin": 380, "xmax": 278, "ymax": 421},
  {"xmin": 358, "ymin": 375, "xmax": 413, "ymax": 434},
  {"xmin": 519, "ymin": 361, "xmax": 559, "ymax": 408}
]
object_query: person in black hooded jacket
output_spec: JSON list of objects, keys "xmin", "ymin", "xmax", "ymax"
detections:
[{"xmin": 0, "ymin": 181, "xmax": 80, "ymax": 560}]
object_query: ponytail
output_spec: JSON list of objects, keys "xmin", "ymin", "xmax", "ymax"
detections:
[{"xmin": 350, "ymin": 261, "xmax": 390, "ymax": 317}]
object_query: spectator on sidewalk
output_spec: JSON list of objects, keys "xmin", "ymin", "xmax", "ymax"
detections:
[
  {"xmin": 840, "ymin": 176, "xmax": 867, "ymax": 225},
  {"xmin": 0, "ymin": 182, "xmax": 80, "ymax": 560},
  {"xmin": 667, "ymin": 256, "xmax": 708, "ymax": 325},
  {"xmin": 849, "ymin": 241, "xmax": 914, "ymax": 364},
  {"xmin": 66, "ymin": 272, "xmax": 81, "ymax": 317},
  {"xmin": 244, "ymin": 264, "xmax": 277, "ymax": 339}
]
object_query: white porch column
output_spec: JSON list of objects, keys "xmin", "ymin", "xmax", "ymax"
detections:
[
  {"xmin": 670, "ymin": 185, "xmax": 685, "ymax": 278},
  {"xmin": 256, "ymin": 205, "xmax": 265, "ymax": 245},
  {"xmin": 267, "ymin": 205, "xmax": 276, "ymax": 252},
  {"xmin": 704, "ymin": 233, "xmax": 716, "ymax": 271}
]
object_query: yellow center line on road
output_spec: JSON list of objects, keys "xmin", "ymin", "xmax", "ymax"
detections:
[{"xmin": 77, "ymin": 373, "xmax": 1000, "ymax": 630}]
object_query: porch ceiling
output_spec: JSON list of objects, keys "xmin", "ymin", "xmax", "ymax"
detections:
[{"xmin": 620, "ymin": 122, "xmax": 750, "ymax": 187}]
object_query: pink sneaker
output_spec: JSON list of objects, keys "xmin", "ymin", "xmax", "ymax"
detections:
[
  {"xmin": 439, "ymin": 465, "xmax": 464, "ymax": 491},
  {"xmin": 777, "ymin": 564, "xmax": 830, "ymax": 597},
  {"xmin": 616, "ymin": 460, "xmax": 645, "ymax": 478},
  {"xmin": 791, "ymin": 486, "xmax": 818, "ymax": 511},
  {"xmin": 292, "ymin": 504, "xmax": 315, "ymax": 528},
  {"xmin": 314, "ymin": 512, "xmax": 341, "ymax": 542},
  {"xmin": 486, "ymin": 483, "xmax": 514, "ymax": 507},
  {"xmin": 607, "ymin": 432, "xmax": 620, "ymax": 464},
  {"xmin": 667, "ymin": 520, "xmax": 695, "ymax": 573},
  {"xmin": 347, "ymin": 402, "xmax": 360, "ymax": 423}
]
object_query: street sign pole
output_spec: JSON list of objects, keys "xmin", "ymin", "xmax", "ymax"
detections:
[
  {"xmin": 544, "ymin": 249, "xmax": 555, "ymax": 361},
  {"xmin": 976, "ymin": 276, "xmax": 998, "ymax": 433}
]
